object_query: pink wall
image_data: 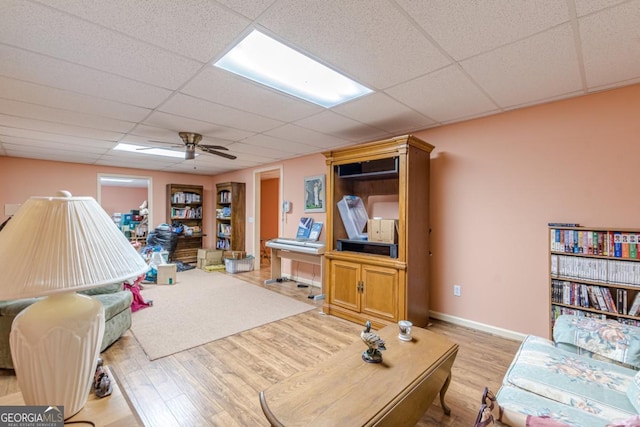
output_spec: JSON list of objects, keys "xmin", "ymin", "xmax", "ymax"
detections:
[
  {"xmin": 416, "ymin": 83, "xmax": 640, "ymax": 337},
  {"xmin": 101, "ymin": 186, "xmax": 147, "ymax": 217},
  {"xmin": 0, "ymin": 159, "xmax": 217, "ymax": 248},
  {"xmin": 213, "ymin": 154, "xmax": 327, "ymax": 283}
]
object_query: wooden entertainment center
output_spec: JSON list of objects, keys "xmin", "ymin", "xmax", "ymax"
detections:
[{"xmin": 322, "ymin": 135, "xmax": 434, "ymax": 329}]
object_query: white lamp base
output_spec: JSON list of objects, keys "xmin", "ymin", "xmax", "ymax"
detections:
[{"xmin": 10, "ymin": 292, "xmax": 105, "ymax": 418}]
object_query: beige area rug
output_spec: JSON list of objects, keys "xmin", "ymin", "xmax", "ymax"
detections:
[{"xmin": 130, "ymin": 268, "xmax": 315, "ymax": 360}]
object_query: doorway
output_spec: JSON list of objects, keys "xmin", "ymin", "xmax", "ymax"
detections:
[
  {"xmin": 97, "ymin": 173, "xmax": 153, "ymax": 241},
  {"xmin": 252, "ymin": 167, "xmax": 282, "ymax": 267}
]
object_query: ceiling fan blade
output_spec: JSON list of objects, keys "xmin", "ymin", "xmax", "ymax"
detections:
[
  {"xmin": 137, "ymin": 144, "xmax": 181, "ymax": 150},
  {"xmin": 199, "ymin": 144, "xmax": 229, "ymax": 151},
  {"xmin": 199, "ymin": 146, "xmax": 237, "ymax": 160}
]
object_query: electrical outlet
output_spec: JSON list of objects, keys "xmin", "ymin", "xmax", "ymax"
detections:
[{"xmin": 453, "ymin": 285, "xmax": 461, "ymax": 297}]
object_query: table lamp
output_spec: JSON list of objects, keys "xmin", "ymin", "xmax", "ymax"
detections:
[{"xmin": 0, "ymin": 191, "xmax": 148, "ymax": 418}]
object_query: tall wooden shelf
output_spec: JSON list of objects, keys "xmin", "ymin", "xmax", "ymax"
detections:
[
  {"xmin": 166, "ymin": 184, "xmax": 203, "ymax": 263},
  {"xmin": 323, "ymin": 135, "xmax": 434, "ymax": 329},
  {"xmin": 215, "ymin": 182, "xmax": 246, "ymax": 252},
  {"xmin": 549, "ymin": 225, "xmax": 640, "ymax": 337}
]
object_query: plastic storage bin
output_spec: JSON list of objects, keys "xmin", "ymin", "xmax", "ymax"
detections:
[
  {"xmin": 224, "ymin": 255, "xmax": 255, "ymax": 273},
  {"xmin": 337, "ymin": 195, "xmax": 369, "ymax": 240}
]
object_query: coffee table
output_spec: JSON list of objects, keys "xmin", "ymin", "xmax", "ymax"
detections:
[{"xmin": 259, "ymin": 324, "xmax": 458, "ymax": 426}]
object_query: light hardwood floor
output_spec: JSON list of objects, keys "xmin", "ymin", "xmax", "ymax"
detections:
[{"xmin": 0, "ymin": 262, "xmax": 522, "ymax": 426}]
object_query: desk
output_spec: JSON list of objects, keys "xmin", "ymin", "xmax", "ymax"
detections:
[
  {"xmin": 259, "ymin": 325, "xmax": 458, "ymax": 427},
  {"xmin": 0, "ymin": 366, "xmax": 142, "ymax": 426}
]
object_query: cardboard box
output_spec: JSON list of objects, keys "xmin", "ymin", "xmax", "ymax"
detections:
[
  {"xmin": 367, "ymin": 219, "xmax": 398, "ymax": 244},
  {"xmin": 197, "ymin": 249, "xmax": 224, "ymax": 269},
  {"xmin": 223, "ymin": 250, "xmax": 247, "ymax": 260},
  {"xmin": 157, "ymin": 264, "xmax": 177, "ymax": 285}
]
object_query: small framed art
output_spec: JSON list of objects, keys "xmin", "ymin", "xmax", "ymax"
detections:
[{"xmin": 304, "ymin": 174, "xmax": 325, "ymax": 213}]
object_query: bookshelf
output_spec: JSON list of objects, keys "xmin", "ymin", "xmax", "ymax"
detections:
[
  {"xmin": 215, "ymin": 182, "xmax": 245, "ymax": 252},
  {"xmin": 323, "ymin": 135, "xmax": 434, "ymax": 329},
  {"xmin": 549, "ymin": 225, "xmax": 640, "ymax": 336},
  {"xmin": 166, "ymin": 184, "xmax": 203, "ymax": 263}
]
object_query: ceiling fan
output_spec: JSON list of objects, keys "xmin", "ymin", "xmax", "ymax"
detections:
[{"xmin": 145, "ymin": 132, "xmax": 236, "ymax": 160}]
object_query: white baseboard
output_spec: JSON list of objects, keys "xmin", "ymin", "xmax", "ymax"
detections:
[{"xmin": 429, "ymin": 311, "xmax": 527, "ymax": 342}]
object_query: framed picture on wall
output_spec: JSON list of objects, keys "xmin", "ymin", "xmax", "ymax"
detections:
[{"xmin": 304, "ymin": 174, "xmax": 325, "ymax": 213}]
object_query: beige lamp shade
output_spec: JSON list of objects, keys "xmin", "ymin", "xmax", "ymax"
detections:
[
  {"xmin": 0, "ymin": 190, "xmax": 150, "ymax": 418},
  {"xmin": 0, "ymin": 190, "xmax": 149, "ymax": 299}
]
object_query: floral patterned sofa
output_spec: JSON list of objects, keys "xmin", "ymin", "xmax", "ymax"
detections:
[{"xmin": 496, "ymin": 315, "xmax": 640, "ymax": 427}]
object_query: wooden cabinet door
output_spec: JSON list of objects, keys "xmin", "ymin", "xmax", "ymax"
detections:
[
  {"xmin": 329, "ymin": 259, "xmax": 361, "ymax": 312},
  {"xmin": 361, "ymin": 264, "xmax": 398, "ymax": 322}
]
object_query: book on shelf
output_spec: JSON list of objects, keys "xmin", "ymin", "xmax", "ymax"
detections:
[
  {"xmin": 628, "ymin": 293, "xmax": 640, "ymax": 316},
  {"xmin": 630, "ymin": 234, "xmax": 638, "ymax": 259},
  {"xmin": 614, "ymin": 232, "xmax": 622, "ymax": 257},
  {"xmin": 593, "ymin": 287, "xmax": 608, "ymax": 312},
  {"xmin": 586, "ymin": 286, "xmax": 598, "ymax": 310},
  {"xmin": 218, "ymin": 191, "xmax": 232, "ymax": 203},
  {"xmin": 172, "ymin": 192, "xmax": 201, "ymax": 204},
  {"xmin": 617, "ymin": 289, "xmax": 629, "ymax": 314},
  {"xmin": 549, "ymin": 227, "xmax": 640, "ymax": 259}
]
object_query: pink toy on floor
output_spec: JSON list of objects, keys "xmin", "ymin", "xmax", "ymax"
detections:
[{"xmin": 124, "ymin": 274, "xmax": 151, "ymax": 312}]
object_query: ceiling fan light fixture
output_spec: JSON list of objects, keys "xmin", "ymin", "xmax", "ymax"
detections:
[
  {"xmin": 185, "ymin": 145, "xmax": 196, "ymax": 160},
  {"xmin": 179, "ymin": 132, "xmax": 203, "ymax": 145}
]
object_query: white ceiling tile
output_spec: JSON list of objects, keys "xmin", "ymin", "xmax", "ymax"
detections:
[
  {"xmin": 293, "ymin": 111, "xmax": 390, "ymax": 142},
  {"xmin": 0, "ymin": 1, "xmax": 639, "ymax": 174},
  {"xmin": 181, "ymin": 67, "xmax": 323, "ymax": 122},
  {"xmin": 257, "ymin": 0, "xmax": 450, "ymax": 88},
  {"xmin": 0, "ymin": 46, "xmax": 172, "ymax": 108},
  {"xmin": 0, "ymin": 99, "xmax": 136, "ymax": 133},
  {"xmin": 574, "ymin": 0, "xmax": 629, "ymax": 16},
  {"xmin": 579, "ymin": 1, "xmax": 640, "ymax": 88},
  {"xmin": 0, "ymin": 126, "xmax": 117, "ymax": 147},
  {"xmin": 461, "ymin": 24, "xmax": 583, "ymax": 108},
  {"xmin": 397, "ymin": 0, "xmax": 570, "ymax": 60},
  {"xmin": 386, "ymin": 66, "xmax": 498, "ymax": 123},
  {"xmin": 332, "ymin": 93, "xmax": 437, "ymax": 134},
  {"xmin": 0, "ymin": 76, "xmax": 151, "ymax": 122},
  {"xmin": 240, "ymin": 134, "xmax": 319, "ymax": 155},
  {"xmin": 43, "ymin": 0, "xmax": 252, "ymax": 62},
  {"xmin": 160, "ymin": 94, "xmax": 284, "ymax": 133},
  {"xmin": 0, "ymin": 115, "xmax": 124, "ymax": 142},
  {"xmin": 264, "ymin": 124, "xmax": 353, "ymax": 149},
  {"xmin": 0, "ymin": 1, "xmax": 202, "ymax": 89},
  {"xmin": 2, "ymin": 145, "xmax": 105, "ymax": 163},
  {"xmin": 215, "ymin": 0, "xmax": 277, "ymax": 20},
  {"xmin": 142, "ymin": 112, "xmax": 255, "ymax": 141},
  {"xmin": 226, "ymin": 141, "xmax": 292, "ymax": 159},
  {"xmin": 0, "ymin": 135, "xmax": 114, "ymax": 152}
]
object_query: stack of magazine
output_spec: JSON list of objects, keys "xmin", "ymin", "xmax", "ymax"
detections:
[{"xmin": 296, "ymin": 217, "xmax": 323, "ymax": 241}]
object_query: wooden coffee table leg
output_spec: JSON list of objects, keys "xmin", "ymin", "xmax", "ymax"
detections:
[{"xmin": 439, "ymin": 372, "xmax": 452, "ymax": 416}]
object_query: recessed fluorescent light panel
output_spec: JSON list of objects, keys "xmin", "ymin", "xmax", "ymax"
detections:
[
  {"xmin": 214, "ymin": 30, "xmax": 372, "ymax": 108},
  {"xmin": 114, "ymin": 143, "xmax": 188, "ymax": 159}
]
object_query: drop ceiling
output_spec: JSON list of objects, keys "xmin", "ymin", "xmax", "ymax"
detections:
[{"xmin": 1, "ymin": 0, "xmax": 639, "ymax": 175}]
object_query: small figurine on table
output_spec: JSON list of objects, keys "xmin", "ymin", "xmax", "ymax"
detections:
[
  {"xmin": 93, "ymin": 357, "xmax": 113, "ymax": 398},
  {"xmin": 360, "ymin": 321, "xmax": 386, "ymax": 363}
]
